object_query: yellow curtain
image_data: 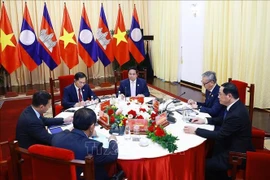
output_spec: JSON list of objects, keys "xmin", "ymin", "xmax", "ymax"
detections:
[
  {"xmin": 1, "ymin": 0, "xmax": 148, "ymax": 86},
  {"xmin": 148, "ymin": 1, "xmax": 181, "ymax": 82},
  {"xmin": 204, "ymin": 1, "xmax": 270, "ymax": 108}
]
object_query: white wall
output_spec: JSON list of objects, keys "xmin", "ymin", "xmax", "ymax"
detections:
[{"xmin": 179, "ymin": 1, "xmax": 205, "ymax": 85}]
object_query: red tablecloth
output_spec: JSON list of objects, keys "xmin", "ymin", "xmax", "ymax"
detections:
[{"xmin": 117, "ymin": 142, "xmax": 206, "ymax": 180}]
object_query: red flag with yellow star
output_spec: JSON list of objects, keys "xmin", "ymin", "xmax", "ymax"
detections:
[
  {"xmin": 59, "ymin": 3, "xmax": 78, "ymax": 69},
  {"xmin": 112, "ymin": 5, "xmax": 129, "ymax": 66},
  {"xmin": 0, "ymin": 2, "xmax": 21, "ymax": 74}
]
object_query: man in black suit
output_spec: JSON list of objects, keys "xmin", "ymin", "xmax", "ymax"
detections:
[
  {"xmin": 52, "ymin": 108, "xmax": 118, "ymax": 180},
  {"xmin": 62, "ymin": 72, "xmax": 98, "ymax": 109},
  {"xmin": 118, "ymin": 67, "xmax": 150, "ymax": 97},
  {"xmin": 16, "ymin": 91, "xmax": 73, "ymax": 149},
  {"xmin": 184, "ymin": 82, "xmax": 254, "ymax": 180},
  {"xmin": 188, "ymin": 71, "xmax": 226, "ymax": 117}
]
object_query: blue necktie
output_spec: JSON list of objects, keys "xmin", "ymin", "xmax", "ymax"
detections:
[{"xmin": 223, "ymin": 110, "xmax": 228, "ymax": 120}]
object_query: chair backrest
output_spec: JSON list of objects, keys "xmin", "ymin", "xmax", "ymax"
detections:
[
  {"xmin": 228, "ymin": 78, "xmax": 255, "ymax": 123},
  {"xmin": 50, "ymin": 75, "xmax": 74, "ymax": 116},
  {"xmin": 229, "ymin": 151, "xmax": 270, "ymax": 180},
  {"xmin": 0, "ymin": 141, "xmax": 9, "ymax": 179},
  {"xmin": 114, "ymin": 69, "xmax": 147, "ymax": 94},
  {"xmin": 9, "ymin": 141, "xmax": 95, "ymax": 180},
  {"xmin": 245, "ymin": 151, "xmax": 270, "ymax": 180}
]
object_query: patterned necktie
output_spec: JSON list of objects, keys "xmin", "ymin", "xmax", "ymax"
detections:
[{"xmin": 78, "ymin": 89, "xmax": 82, "ymax": 102}]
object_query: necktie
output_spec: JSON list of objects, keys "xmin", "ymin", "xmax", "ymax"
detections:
[
  {"xmin": 131, "ymin": 81, "xmax": 136, "ymax": 97},
  {"xmin": 223, "ymin": 110, "xmax": 228, "ymax": 120},
  {"xmin": 78, "ymin": 89, "xmax": 82, "ymax": 102}
]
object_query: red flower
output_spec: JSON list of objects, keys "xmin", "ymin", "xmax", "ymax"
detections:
[
  {"xmin": 110, "ymin": 116, "xmax": 115, "ymax": 123},
  {"xmin": 155, "ymin": 126, "xmax": 166, "ymax": 137},
  {"xmin": 122, "ymin": 118, "xmax": 128, "ymax": 126},
  {"xmin": 127, "ymin": 102, "xmax": 130, "ymax": 105},
  {"xmin": 108, "ymin": 109, "xmax": 114, "ymax": 116},
  {"xmin": 148, "ymin": 125, "xmax": 155, "ymax": 132},
  {"xmin": 139, "ymin": 108, "xmax": 146, "ymax": 112},
  {"xmin": 127, "ymin": 110, "xmax": 137, "ymax": 118},
  {"xmin": 151, "ymin": 112, "xmax": 157, "ymax": 120},
  {"xmin": 137, "ymin": 115, "xmax": 144, "ymax": 119}
]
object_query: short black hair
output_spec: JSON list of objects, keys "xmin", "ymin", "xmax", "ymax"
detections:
[
  {"xmin": 73, "ymin": 108, "xmax": 97, "ymax": 131},
  {"xmin": 221, "ymin": 82, "xmax": 239, "ymax": 99},
  {"xmin": 74, "ymin": 72, "xmax": 87, "ymax": 81},
  {"xmin": 32, "ymin": 91, "xmax": 51, "ymax": 107},
  {"xmin": 128, "ymin": 66, "xmax": 138, "ymax": 73}
]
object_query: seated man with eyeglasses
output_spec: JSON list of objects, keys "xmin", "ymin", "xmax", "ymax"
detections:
[
  {"xmin": 62, "ymin": 72, "xmax": 98, "ymax": 109},
  {"xmin": 188, "ymin": 71, "xmax": 226, "ymax": 117}
]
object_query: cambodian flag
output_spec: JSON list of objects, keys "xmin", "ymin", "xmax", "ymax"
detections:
[
  {"xmin": 128, "ymin": 5, "xmax": 145, "ymax": 64},
  {"xmin": 78, "ymin": 3, "xmax": 98, "ymax": 67},
  {"xmin": 19, "ymin": 2, "xmax": 42, "ymax": 71},
  {"xmin": 38, "ymin": 3, "xmax": 61, "ymax": 71},
  {"xmin": 96, "ymin": 4, "xmax": 114, "ymax": 67}
]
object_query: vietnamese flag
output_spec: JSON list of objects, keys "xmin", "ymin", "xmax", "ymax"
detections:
[
  {"xmin": 128, "ymin": 5, "xmax": 145, "ymax": 64},
  {"xmin": 0, "ymin": 2, "xmax": 21, "ymax": 74},
  {"xmin": 78, "ymin": 3, "xmax": 98, "ymax": 67},
  {"xmin": 112, "ymin": 5, "xmax": 129, "ymax": 66},
  {"xmin": 19, "ymin": 2, "xmax": 42, "ymax": 71},
  {"xmin": 59, "ymin": 3, "xmax": 78, "ymax": 69}
]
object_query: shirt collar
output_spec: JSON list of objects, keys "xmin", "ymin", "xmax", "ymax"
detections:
[
  {"xmin": 227, "ymin": 98, "xmax": 239, "ymax": 111},
  {"xmin": 129, "ymin": 79, "xmax": 137, "ymax": 84},
  {"xmin": 31, "ymin": 106, "xmax": 41, "ymax": 119},
  {"xmin": 209, "ymin": 83, "xmax": 217, "ymax": 93}
]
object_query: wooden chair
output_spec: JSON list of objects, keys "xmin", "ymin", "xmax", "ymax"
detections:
[
  {"xmin": 9, "ymin": 141, "xmax": 95, "ymax": 180},
  {"xmin": 0, "ymin": 141, "xmax": 12, "ymax": 180},
  {"xmin": 228, "ymin": 78, "xmax": 255, "ymax": 123},
  {"xmin": 114, "ymin": 69, "xmax": 147, "ymax": 94},
  {"xmin": 49, "ymin": 75, "xmax": 74, "ymax": 116},
  {"xmin": 229, "ymin": 151, "xmax": 270, "ymax": 180}
]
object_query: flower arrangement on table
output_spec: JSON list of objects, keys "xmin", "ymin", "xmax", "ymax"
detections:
[{"xmin": 98, "ymin": 101, "xmax": 179, "ymax": 153}]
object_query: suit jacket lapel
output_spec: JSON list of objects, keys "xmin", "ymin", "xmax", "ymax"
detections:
[{"xmin": 72, "ymin": 84, "xmax": 79, "ymax": 102}]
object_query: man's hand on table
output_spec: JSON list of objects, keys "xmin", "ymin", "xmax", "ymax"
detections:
[
  {"xmin": 184, "ymin": 117, "xmax": 207, "ymax": 134},
  {"xmin": 137, "ymin": 94, "xmax": 145, "ymax": 97},
  {"xmin": 63, "ymin": 116, "xmax": 73, "ymax": 124},
  {"xmin": 184, "ymin": 126, "xmax": 197, "ymax": 134}
]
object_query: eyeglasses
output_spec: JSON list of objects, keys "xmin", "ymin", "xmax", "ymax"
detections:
[
  {"xmin": 77, "ymin": 81, "xmax": 86, "ymax": 85},
  {"xmin": 202, "ymin": 80, "xmax": 212, "ymax": 86}
]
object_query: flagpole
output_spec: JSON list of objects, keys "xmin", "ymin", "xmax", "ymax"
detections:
[{"xmin": 100, "ymin": 66, "xmax": 112, "ymax": 88}]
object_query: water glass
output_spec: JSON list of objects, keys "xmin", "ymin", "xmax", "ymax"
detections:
[{"xmin": 132, "ymin": 125, "xmax": 140, "ymax": 141}]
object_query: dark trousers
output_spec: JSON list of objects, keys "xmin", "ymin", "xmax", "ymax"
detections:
[{"xmin": 205, "ymin": 156, "xmax": 231, "ymax": 180}]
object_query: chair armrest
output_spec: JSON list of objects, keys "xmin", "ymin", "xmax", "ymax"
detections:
[{"xmin": 229, "ymin": 151, "xmax": 246, "ymax": 180}]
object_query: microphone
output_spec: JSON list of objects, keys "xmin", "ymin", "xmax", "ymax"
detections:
[{"xmin": 163, "ymin": 92, "xmax": 186, "ymax": 123}]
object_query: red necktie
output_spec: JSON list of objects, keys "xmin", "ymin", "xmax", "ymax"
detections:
[{"xmin": 78, "ymin": 89, "xmax": 82, "ymax": 102}]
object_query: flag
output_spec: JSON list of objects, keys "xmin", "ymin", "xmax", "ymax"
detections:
[
  {"xmin": 19, "ymin": 2, "xmax": 42, "ymax": 72},
  {"xmin": 0, "ymin": 2, "xmax": 21, "ymax": 74},
  {"xmin": 96, "ymin": 4, "xmax": 114, "ymax": 67},
  {"xmin": 78, "ymin": 3, "xmax": 98, "ymax": 67},
  {"xmin": 112, "ymin": 5, "xmax": 129, "ymax": 66},
  {"xmin": 38, "ymin": 3, "xmax": 61, "ymax": 71},
  {"xmin": 59, "ymin": 3, "xmax": 78, "ymax": 69},
  {"xmin": 128, "ymin": 5, "xmax": 145, "ymax": 64}
]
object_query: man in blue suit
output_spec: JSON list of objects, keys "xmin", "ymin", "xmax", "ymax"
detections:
[
  {"xmin": 52, "ymin": 108, "xmax": 118, "ymax": 180},
  {"xmin": 118, "ymin": 67, "xmax": 150, "ymax": 97},
  {"xmin": 184, "ymin": 83, "xmax": 254, "ymax": 180},
  {"xmin": 62, "ymin": 72, "xmax": 98, "ymax": 109},
  {"xmin": 16, "ymin": 91, "xmax": 73, "ymax": 149},
  {"xmin": 188, "ymin": 71, "xmax": 226, "ymax": 117}
]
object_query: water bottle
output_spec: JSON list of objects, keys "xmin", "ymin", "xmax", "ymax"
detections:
[{"xmin": 124, "ymin": 121, "xmax": 131, "ymax": 140}]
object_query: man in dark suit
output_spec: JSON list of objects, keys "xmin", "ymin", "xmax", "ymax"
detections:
[
  {"xmin": 52, "ymin": 108, "xmax": 118, "ymax": 180},
  {"xmin": 16, "ymin": 91, "xmax": 73, "ymax": 149},
  {"xmin": 118, "ymin": 67, "xmax": 150, "ymax": 97},
  {"xmin": 188, "ymin": 71, "xmax": 226, "ymax": 117},
  {"xmin": 184, "ymin": 82, "xmax": 254, "ymax": 180},
  {"xmin": 62, "ymin": 72, "xmax": 98, "ymax": 109}
]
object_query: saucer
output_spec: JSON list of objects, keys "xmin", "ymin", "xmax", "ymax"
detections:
[{"xmin": 139, "ymin": 138, "xmax": 149, "ymax": 147}]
